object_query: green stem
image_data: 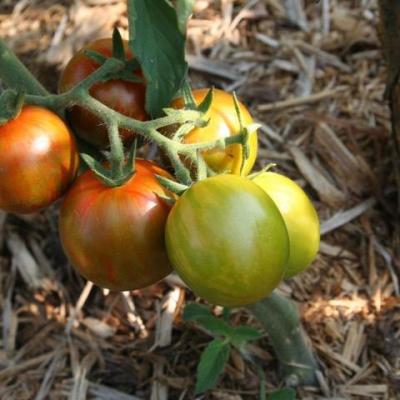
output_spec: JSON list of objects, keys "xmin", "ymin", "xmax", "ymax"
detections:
[
  {"xmin": 106, "ymin": 120, "xmax": 125, "ymax": 177},
  {"xmin": 0, "ymin": 39, "xmax": 48, "ymax": 96},
  {"xmin": 0, "ymin": 38, "xmax": 245, "ymax": 187},
  {"xmin": 246, "ymin": 293, "xmax": 318, "ymax": 386}
]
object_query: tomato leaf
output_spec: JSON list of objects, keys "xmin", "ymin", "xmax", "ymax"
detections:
[
  {"xmin": 175, "ymin": 0, "xmax": 195, "ymax": 33},
  {"xmin": 195, "ymin": 339, "xmax": 230, "ymax": 394},
  {"xmin": 267, "ymin": 388, "xmax": 296, "ymax": 400},
  {"xmin": 128, "ymin": 0, "xmax": 188, "ymax": 117},
  {"xmin": 230, "ymin": 326, "xmax": 262, "ymax": 346},
  {"xmin": 193, "ymin": 316, "xmax": 236, "ymax": 338},
  {"xmin": 183, "ymin": 303, "xmax": 213, "ymax": 321}
]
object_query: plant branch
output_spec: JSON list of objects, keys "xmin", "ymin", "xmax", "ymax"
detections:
[
  {"xmin": 0, "ymin": 39, "xmax": 49, "ymax": 96},
  {"xmin": 246, "ymin": 293, "xmax": 318, "ymax": 386},
  {"xmin": 0, "ymin": 38, "xmax": 247, "ymax": 187}
]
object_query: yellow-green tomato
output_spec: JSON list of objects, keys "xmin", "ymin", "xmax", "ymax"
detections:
[
  {"xmin": 165, "ymin": 175, "xmax": 289, "ymax": 307},
  {"xmin": 253, "ymin": 172, "xmax": 320, "ymax": 278},
  {"xmin": 171, "ymin": 89, "xmax": 258, "ymax": 175}
]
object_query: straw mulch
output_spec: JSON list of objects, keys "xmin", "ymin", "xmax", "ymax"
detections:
[{"xmin": 0, "ymin": 1, "xmax": 399, "ymax": 399}]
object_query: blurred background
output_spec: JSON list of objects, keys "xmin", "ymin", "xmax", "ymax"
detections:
[{"xmin": 0, "ymin": 1, "xmax": 398, "ymax": 399}]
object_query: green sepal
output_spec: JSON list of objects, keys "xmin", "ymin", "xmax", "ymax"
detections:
[
  {"xmin": 248, "ymin": 163, "xmax": 278, "ymax": 180},
  {"xmin": 112, "ymin": 28, "xmax": 125, "ymax": 61},
  {"xmin": 240, "ymin": 126, "xmax": 250, "ymax": 175},
  {"xmin": 125, "ymin": 138, "xmax": 137, "ymax": 173},
  {"xmin": 163, "ymin": 107, "xmax": 186, "ymax": 118},
  {"xmin": 108, "ymin": 70, "xmax": 144, "ymax": 84},
  {"xmin": 156, "ymin": 175, "xmax": 188, "ymax": 195},
  {"xmin": 196, "ymin": 150, "xmax": 207, "ymax": 181},
  {"xmin": 0, "ymin": 90, "xmax": 25, "ymax": 126},
  {"xmin": 232, "ymin": 92, "xmax": 243, "ymax": 129},
  {"xmin": 80, "ymin": 153, "xmax": 117, "ymax": 187},
  {"xmin": 155, "ymin": 193, "xmax": 176, "ymax": 207},
  {"xmin": 172, "ymin": 122, "xmax": 195, "ymax": 141},
  {"xmin": 197, "ymin": 87, "xmax": 213, "ymax": 114},
  {"xmin": 125, "ymin": 58, "xmax": 141, "ymax": 71},
  {"xmin": 182, "ymin": 80, "xmax": 197, "ymax": 109},
  {"xmin": 231, "ymin": 92, "xmax": 253, "ymax": 175},
  {"xmin": 81, "ymin": 152, "xmax": 135, "ymax": 187},
  {"xmin": 84, "ymin": 49, "xmax": 108, "ymax": 65}
]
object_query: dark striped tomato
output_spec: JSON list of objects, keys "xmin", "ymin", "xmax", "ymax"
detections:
[
  {"xmin": 165, "ymin": 175, "xmax": 289, "ymax": 307},
  {"xmin": 59, "ymin": 160, "xmax": 173, "ymax": 291},
  {"xmin": 59, "ymin": 38, "xmax": 147, "ymax": 148},
  {"xmin": 0, "ymin": 106, "xmax": 79, "ymax": 214}
]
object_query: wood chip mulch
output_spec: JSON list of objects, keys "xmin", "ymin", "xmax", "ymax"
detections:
[{"xmin": 0, "ymin": 1, "xmax": 399, "ymax": 399}]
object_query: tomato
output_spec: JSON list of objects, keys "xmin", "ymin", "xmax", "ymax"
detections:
[
  {"xmin": 253, "ymin": 172, "xmax": 320, "ymax": 278},
  {"xmin": 59, "ymin": 38, "xmax": 147, "ymax": 148},
  {"xmin": 59, "ymin": 160, "xmax": 174, "ymax": 291},
  {"xmin": 165, "ymin": 175, "xmax": 289, "ymax": 307},
  {"xmin": 170, "ymin": 89, "xmax": 258, "ymax": 175},
  {"xmin": 0, "ymin": 106, "xmax": 79, "ymax": 214}
]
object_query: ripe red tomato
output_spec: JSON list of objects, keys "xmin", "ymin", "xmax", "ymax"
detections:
[
  {"xmin": 59, "ymin": 160, "xmax": 174, "ymax": 291},
  {"xmin": 165, "ymin": 175, "xmax": 289, "ymax": 307},
  {"xmin": 253, "ymin": 172, "xmax": 320, "ymax": 278},
  {"xmin": 0, "ymin": 106, "xmax": 79, "ymax": 214},
  {"xmin": 59, "ymin": 38, "xmax": 147, "ymax": 147},
  {"xmin": 170, "ymin": 89, "xmax": 258, "ymax": 175}
]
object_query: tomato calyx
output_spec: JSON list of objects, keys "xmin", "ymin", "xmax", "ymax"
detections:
[
  {"xmin": 248, "ymin": 163, "xmax": 277, "ymax": 180},
  {"xmin": 81, "ymin": 137, "xmax": 138, "ymax": 188},
  {"xmin": 0, "ymin": 90, "xmax": 25, "ymax": 126},
  {"xmin": 155, "ymin": 174, "xmax": 188, "ymax": 195},
  {"xmin": 82, "ymin": 30, "xmax": 144, "ymax": 88}
]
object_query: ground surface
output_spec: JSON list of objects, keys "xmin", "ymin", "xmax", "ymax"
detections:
[{"xmin": 0, "ymin": 1, "xmax": 399, "ymax": 399}]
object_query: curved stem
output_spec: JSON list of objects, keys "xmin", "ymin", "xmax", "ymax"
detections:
[
  {"xmin": 246, "ymin": 293, "xmax": 318, "ymax": 386},
  {"xmin": 0, "ymin": 39, "xmax": 48, "ymax": 96}
]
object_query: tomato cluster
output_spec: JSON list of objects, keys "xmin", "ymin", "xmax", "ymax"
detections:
[{"xmin": 0, "ymin": 38, "xmax": 320, "ymax": 306}]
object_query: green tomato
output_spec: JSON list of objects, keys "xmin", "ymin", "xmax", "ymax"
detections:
[
  {"xmin": 253, "ymin": 172, "xmax": 320, "ymax": 278},
  {"xmin": 165, "ymin": 175, "xmax": 289, "ymax": 307}
]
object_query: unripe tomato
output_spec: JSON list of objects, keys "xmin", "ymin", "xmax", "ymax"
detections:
[
  {"xmin": 165, "ymin": 175, "xmax": 289, "ymax": 307},
  {"xmin": 0, "ymin": 106, "xmax": 79, "ymax": 214},
  {"xmin": 59, "ymin": 160, "xmax": 174, "ymax": 291},
  {"xmin": 171, "ymin": 89, "xmax": 258, "ymax": 175},
  {"xmin": 59, "ymin": 38, "xmax": 147, "ymax": 148},
  {"xmin": 253, "ymin": 172, "xmax": 320, "ymax": 278}
]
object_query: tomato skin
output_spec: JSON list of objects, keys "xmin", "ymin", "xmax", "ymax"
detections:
[
  {"xmin": 59, "ymin": 160, "xmax": 174, "ymax": 291},
  {"xmin": 253, "ymin": 172, "xmax": 320, "ymax": 278},
  {"xmin": 59, "ymin": 38, "xmax": 147, "ymax": 148},
  {"xmin": 165, "ymin": 175, "xmax": 289, "ymax": 307},
  {"xmin": 171, "ymin": 89, "xmax": 258, "ymax": 175},
  {"xmin": 0, "ymin": 106, "xmax": 79, "ymax": 214}
]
